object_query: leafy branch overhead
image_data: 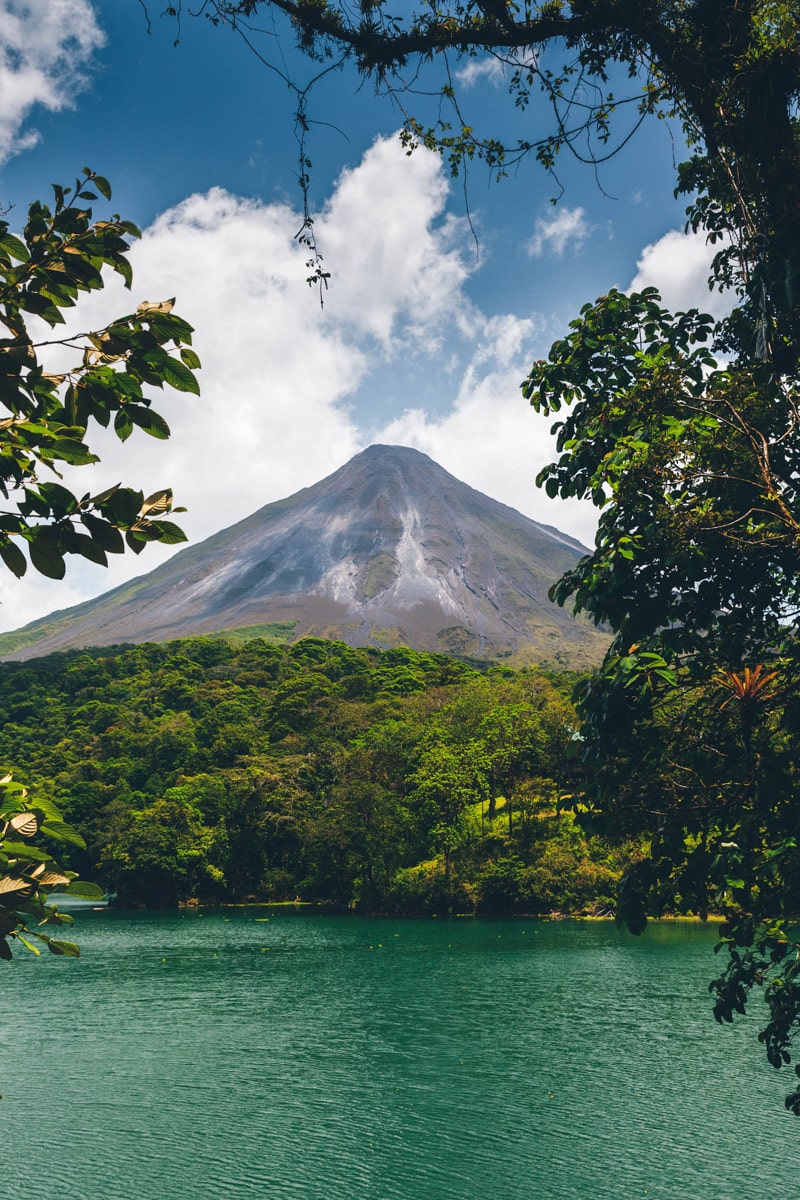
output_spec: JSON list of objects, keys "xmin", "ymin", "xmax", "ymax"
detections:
[
  {"xmin": 0, "ymin": 170, "xmax": 201, "ymax": 962},
  {"xmin": 0, "ymin": 168, "xmax": 201, "ymax": 581},
  {"xmin": 525, "ymin": 287, "xmax": 800, "ymax": 665},
  {"xmin": 196, "ymin": 1, "xmax": 800, "ymax": 360}
]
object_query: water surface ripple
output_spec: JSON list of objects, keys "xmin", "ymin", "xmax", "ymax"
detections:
[{"xmin": 2, "ymin": 912, "xmax": 796, "ymax": 1199}]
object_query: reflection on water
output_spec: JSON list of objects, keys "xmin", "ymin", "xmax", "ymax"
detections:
[{"xmin": 2, "ymin": 912, "xmax": 793, "ymax": 1199}]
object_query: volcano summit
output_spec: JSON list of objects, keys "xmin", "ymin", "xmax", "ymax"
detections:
[{"xmin": 1, "ymin": 446, "xmax": 606, "ymax": 665}]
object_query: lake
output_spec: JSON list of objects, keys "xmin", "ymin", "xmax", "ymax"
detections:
[{"xmin": 2, "ymin": 911, "xmax": 797, "ymax": 1198}]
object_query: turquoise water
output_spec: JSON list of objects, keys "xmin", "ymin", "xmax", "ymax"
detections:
[{"xmin": 2, "ymin": 911, "xmax": 796, "ymax": 1198}]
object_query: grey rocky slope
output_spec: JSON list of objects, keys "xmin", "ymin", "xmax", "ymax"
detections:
[{"xmin": 0, "ymin": 445, "xmax": 606, "ymax": 665}]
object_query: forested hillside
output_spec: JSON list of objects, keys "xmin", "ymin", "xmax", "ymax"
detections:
[{"xmin": 0, "ymin": 637, "xmax": 638, "ymax": 913}]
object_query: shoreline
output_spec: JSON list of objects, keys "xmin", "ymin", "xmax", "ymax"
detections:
[{"xmin": 168, "ymin": 900, "xmax": 724, "ymax": 924}]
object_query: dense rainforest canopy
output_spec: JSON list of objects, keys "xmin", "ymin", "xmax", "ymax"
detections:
[{"xmin": 0, "ymin": 636, "xmax": 636, "ymax": 917}]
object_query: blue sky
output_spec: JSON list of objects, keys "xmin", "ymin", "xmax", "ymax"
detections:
[{"xmin": 0, "ymin": 0, "xmax": 728, "ymax": 631}]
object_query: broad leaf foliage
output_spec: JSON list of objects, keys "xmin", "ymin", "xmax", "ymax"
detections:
[
  {"xmin": 0, "ymin": 168, "xmax": 199, "ymax": 581},
  {"xmin": 0, "ymin": 170, "xmax": 199, "ymax": 957}
]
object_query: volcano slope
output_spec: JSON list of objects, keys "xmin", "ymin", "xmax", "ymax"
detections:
[{"xmin": 0, "ymin": 445, "xmax": 607, "ymax": 666}]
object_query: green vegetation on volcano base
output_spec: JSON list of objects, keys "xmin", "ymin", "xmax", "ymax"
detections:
[{"xmin": 0, "ymin": 636, "xmax": 639, "ymax": 913}]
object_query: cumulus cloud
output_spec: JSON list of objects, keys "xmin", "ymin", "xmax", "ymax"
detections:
[
  {"xmin": 455, "ymin": 56, "xmax": 507, "ymax": 89},
  {"xmin": 527, "ymin": 206, "xmax": 590, "ymax": 258},
  {"xmin": 455, "ymin": 49, "xmax": 537, "ymax": 89},
  {"xmin": 0, "ymin": 0, "xmax": 104, "ymax": 161},
  {"xmin": 375, "ymin": 313, "xmax": 599, "ymax": 549},
  {"xmin": 319, "ymin": 136, "xmax": 475, "ymax": 347},
  {"xmin": 629, "ymin": 227, "xmax": 735, "ymax": 318},
  {"xmin": 0, "ymin": 134, "xmax": 604, "ymax": 633}
]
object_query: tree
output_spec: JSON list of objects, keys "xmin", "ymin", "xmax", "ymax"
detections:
[
  {"xmin": 525, "ymin": 288, "xmax": 798, "ymax": 672},
  {"xmin": 98, "ymin": 795, "xmax": 222, "ymax": 907},
  {"xmin": 0, "ymin": 169, "xmax": 200, "ymax": 956},
  {"xmin": 411, "ymin": 740, "xmax": 488, "ymax": 876},
  {"xmin": 522, "ymin": 285, "xmax": 800, "ymax": 1108}
]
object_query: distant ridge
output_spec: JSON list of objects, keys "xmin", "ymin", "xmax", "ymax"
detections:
[{"xmin": 1, "ymin": 445, "xmax": 607, "ymax": 666}]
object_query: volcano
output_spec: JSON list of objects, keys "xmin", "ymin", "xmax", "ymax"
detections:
[{"xmin": 0, "ymin": 445, "xmax": 606, "ymax": 665}]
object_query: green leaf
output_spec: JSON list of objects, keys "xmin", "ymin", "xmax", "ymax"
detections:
[
  {"xmin": 0, "ymin": 539, "xmax": 27, "ymax": 578},
  {"xmin": 80, "ymin": 514, "xmax": 124, "ymax": 554},
  {"xmin": 160, "ymin": 356, "xmax": 200, "ymax": 395},
  {"xmin": 112, "ymin": 256, "xmax": 133, "ymax": 289},
  {"xmin": 0, "ymin": 842, "xmax": 52, "ymax": 861},
  {"xmin": 46, "ymin": 938, "xmax": 80, "ymax": 958},
  {"xmin": 93, "ymin": 175, "xmax": 112, "ymax": 200},
  {"xmin": 44, "ymin": 909, "xmax": 74, "ymax": 926},
  {"xmin": 127, "ymin": 405, "xmax": 171, "ymax": 439},
  {"xmin": 114, "ymin": 409, "xmax": 134, "ymax": 442},
  {"xmin": 73, "ymin": 533, "xmax": 108, "ymax": 567},
  {"xmin": 102, "ymin": 487, "xmax": 142, "ymax": 526},
  {"xmin": 28, "ymin": 538, "xmax": 66, "ymax": 580},
  {"xmin": 0, "ymin": 233, "xmax": 29, "ymax": 262},
  {"xmin": 39, "ymin": 820, "xmax": 86, "ymax": 849},
  {"xmin": 180, "ymin": 347, "xmax": 202, "ymax": 370},
  {"xmin": 65, "ymin": 880, "xmax": 105, "ymax": 899},
  {"xmin": 124, "ymin": 530, "xmax": 147, "ymax": 554},
  {"xmin": 146, "ymin": 520, "xmax": 187, "ymax": 545},
  {"xmin": 90, "ymin": 483, "xmax": 122, "ymax": 506},
  {"xmin": 15, "ymin": 934, "xmax": 41, "ymax": 956},
  {"xmin": 46, "ymin": 440, "xmax": 100, "ymax": 466}
]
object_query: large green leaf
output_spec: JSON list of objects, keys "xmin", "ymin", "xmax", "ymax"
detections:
[
  {"xmin": 80, "ymin": 514, "xmax": 125, "ymax": 554},
  {"xmin": 40, "ymin": 820, "xmax": 87, "ymax": 849},
  {"xmin": 45, "ymin": 938, "xmax": 80, "ymax": 958},
  {"xmin": 28, "ymin": 538, "xmax": 66, "ymax": 580},
  {"xmin": 126, "ymin": 405, "xmax": 171, "ymax": 439},
  {"xmin": 65, "ymin": 880, "xmax": 105, "ymax": 900},
  {"xmin": 146, "ymin": 519, "xmax": 187, "ymax": 545},
  {"xmin": 0, "ymin": 231, "xmax": 29, "ymax": 262},
  {"xmin": 160, "ymin": 356, "xmax": 200, "ymax": 395},
  {"xmin": 0, "ymin": 539, "xmax": 26, "ymax": 578}
]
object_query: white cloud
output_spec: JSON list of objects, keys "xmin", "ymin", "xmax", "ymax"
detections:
[
  {"xmin": 527, "ymin": 206, "xmax": 590, "ymax": 259},
  {"xmin": 455, "ymin": 50, "xmax": 537, "ymax": 89},
  {"xmin": 455, "ymin": 56, "xmax": 507, "ymax": 89},
  {"xmin": 0, "ymin": 0, "xmax": 104, "ymax": 162},
  {"xmin": 375, "ymin": 313, "xmax": 599, "ymax": 549},
  {"xmin": 319, "ymin": 136, "xmax": 475, "ymax": 347},
  {"xmin": 629, "ymin": 227, "xmax": 734, "ymax": 318}
]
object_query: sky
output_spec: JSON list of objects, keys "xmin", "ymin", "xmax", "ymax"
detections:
[{"xmin": 0, "ymin": 0, "xmax": 730, "ymax": 632}]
